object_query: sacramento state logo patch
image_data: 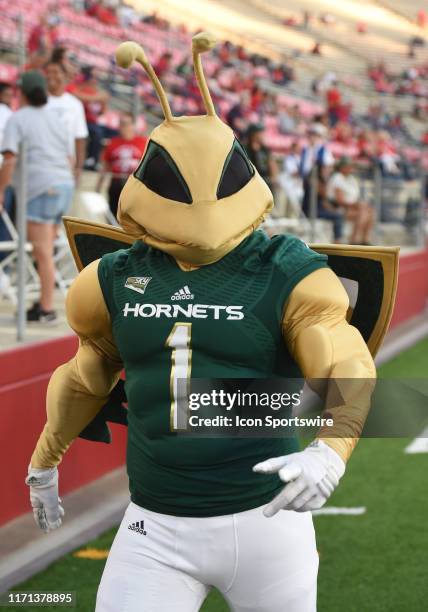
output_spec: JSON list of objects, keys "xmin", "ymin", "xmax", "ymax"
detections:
[{"xmin": 124, "ymin": 276, "xmax": 152, "ymax": 295}]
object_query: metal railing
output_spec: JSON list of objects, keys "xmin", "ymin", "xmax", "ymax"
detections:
[{"xmin": 15, "ymin": 143, "xmax": 27, "ymax": 341}]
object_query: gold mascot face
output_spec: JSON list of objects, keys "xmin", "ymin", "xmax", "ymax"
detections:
[{"xmin": 115, "ymin": 34, "xmax": 273, "ymax": 265}]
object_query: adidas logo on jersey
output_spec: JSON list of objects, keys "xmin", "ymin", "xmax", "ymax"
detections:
[
  {"xmin": 128, "ymin": 520, "xmax": 147, "ymax": 535},
  {"xmin": 171, "ymin": 285, "xmax": 194, "ymax": 301}
]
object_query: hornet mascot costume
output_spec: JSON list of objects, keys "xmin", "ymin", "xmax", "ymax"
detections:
[{"xmin": 26, "ymin": 33, "xmax": 398, "ymax": 612}]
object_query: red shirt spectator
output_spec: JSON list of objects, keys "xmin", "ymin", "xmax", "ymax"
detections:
[
  {"xmin": 68, "ymin": 83, "xmax": 104, "ymax": 123},
  {"xmin": 103, "ymin": 134, "xmax": 147, "ymax": 176},
  {"xmin": 68, "ymin": 67, "xmax": 109, "ymax": 124},
  {"xmin": 87, "ymin": 2, "xmax": 118, "ymax": 25},
  {"xmin": 154, "ymin": 53, "xmax": 173, "ymax": 79},
  {"xmin": 357, "ymin": 131, "xmax": 375, "ymax": 159},
  {"xmin": 376, "ymin": 134, "xmax": 397, "ymax": 157},
  {"xmin": 326, "ymin": 86, "xmax": 341, "ymax": 110},
  {"xmin": 417, "ymin": 9, "xmax": 427, "ymax": 28},
  {"xmin": 97, "ymin": 112, "xmax": 147, "ymax": 217},
  {"xmin": 27, "ymin": 15, "xmax": 59, "ymax": 55},
  {"xmin": 218, "ymin": 43, "xmax": 231, "ymax": 64},
  {"xmin": 250, "ymin": 86, "xmax": 263, "ymax": 112},
  {"xmin": 237, "ymin": 46, "xmax": 248, "ymax": 61}
]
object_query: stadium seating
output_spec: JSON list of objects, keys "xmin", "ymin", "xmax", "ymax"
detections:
[
  {"xmin": 0, "ymin": 0, "xmax": 427, "ymax": 232},
  {"xmin": 1, "ymin": 0, "xmax": 427, "ymax": 170}
]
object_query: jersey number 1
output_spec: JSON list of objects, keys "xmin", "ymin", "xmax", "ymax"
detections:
[{"xmin": 165, "ymin": 323, "xmax": 192, "ymax": 431}]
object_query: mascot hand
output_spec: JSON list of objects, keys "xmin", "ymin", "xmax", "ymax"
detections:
[
  {"xmin": 25, "ymin": 466, "xmax": 64, "ymax": 532},
  {"xmin": 253, "ymin": 440, "xmax": 345, "ymax": 516}
]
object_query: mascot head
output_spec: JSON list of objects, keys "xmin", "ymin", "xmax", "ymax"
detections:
[{"xmin": 116, "ymin": 32, "xmax": 273, "ymax": 265}]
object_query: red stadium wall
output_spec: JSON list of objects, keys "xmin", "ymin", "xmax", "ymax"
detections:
[
  {"xmin": 390, "ymin": 248, "xmax": 428, "ymax": 328},
  {"xmin": 0, "ymin": 249, "xmax": 426, "ymax": 527},
  {"xmin": 0, "ymin": 336, "xmax": 127, "ymax": 527}
]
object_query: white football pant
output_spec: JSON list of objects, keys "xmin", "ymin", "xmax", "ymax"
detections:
[{"xmin": 96, "ymin": 501, "xmax": 318, "ymax": 612}]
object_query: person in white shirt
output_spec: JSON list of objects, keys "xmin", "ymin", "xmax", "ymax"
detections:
[
  {"xmin": 46, "ymin": 60, "xmax": 88, "ymax": 185},
  {"xmin": 0, "ymin": 71, "xmax": 74, "ymax": 323},
  {"xmin": 0, "ymin": 82, "xmax": 14, "ymax": 295},
  {"xmin": 300, "ymin": 123, "xmax": 342, "ymax": 238},
  {"xmin": 299, "ymin": 123, "xmax": 334, "ymax": 178},
  {"xmin": 0, "ymin": 82, "xmax": 13, "ymax": 148},
  {"xmin": 278, "ymin": 141, "xmax": 303, "ymax": 216},
  {"xmin": 327, "ymin": 157, "xmax": 374, "ymax": 244}
]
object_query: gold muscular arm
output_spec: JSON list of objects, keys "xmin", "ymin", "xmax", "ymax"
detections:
[
  {"xmin": 282, "ymin": 267, "xmax": 376, "ymax": 463},
  {"xmin": 31, "ymin": 260, "xmax": 123, "ymax": 468}
]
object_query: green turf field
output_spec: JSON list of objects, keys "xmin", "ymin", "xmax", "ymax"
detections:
[{"xmin": 13, "ymin": 338, "xmax": 428, "ymax": 611}]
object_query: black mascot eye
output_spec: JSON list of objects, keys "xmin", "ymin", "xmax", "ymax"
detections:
[
  {"xmin": 134, "ymin": 141, "xmax": 192, "ymax": 204},
  {"xmin": 217, "ymin": 139, "xmax": 255, "ymax": 199}
]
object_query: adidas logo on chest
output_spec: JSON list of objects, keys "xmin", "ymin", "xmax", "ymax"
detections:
[{"xmin": 171, "ymin": 285, "xmax": 194, "ymax": 300}]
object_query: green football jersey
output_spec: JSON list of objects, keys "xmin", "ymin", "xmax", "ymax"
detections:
[{"xmin": 98, "ymin": 230, "xmax": 327, "ymax": 517}]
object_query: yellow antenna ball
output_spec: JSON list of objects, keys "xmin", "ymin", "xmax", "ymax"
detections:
[
  {"xmin": 115, "ymin": 40, "xmax": 173, "ymax": 121},
  {"xmin": 116, "ymin": 41, "xmax": 147, "ymax": 69},
  {"xmin": 192, "ymin": 31, "xmax": 217, "ymax": 54}
]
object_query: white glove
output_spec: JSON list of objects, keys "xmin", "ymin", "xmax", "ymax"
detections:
[
  {"xmin": 253, "ymin": 440, "xmax": 345, "ymax": 516},
  {"xmin": 25, "ymin": 466, "xmax": 64, "ymax": 532}
]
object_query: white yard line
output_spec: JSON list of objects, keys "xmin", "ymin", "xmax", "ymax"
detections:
[
  {"xmin": 313, "ymin": 507, "xmax": 367, "ymax": 516},
  {"xmin": 404, "ymin": 427, "xmax": 428, "ymax": 454}
]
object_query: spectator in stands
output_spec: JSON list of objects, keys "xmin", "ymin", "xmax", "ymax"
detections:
[
  {"xmin": 0, "ymin": 82, "xmax": 14, "ymax": 266},
  {"xmin": 51, "ymin": 47, "xmax": 80, "ymax": 81},
  {"xmin": 356, "ymin": 129, "xmax": 375, "ymax": 161},
  {"xmin": 331, "ymin": 121, "xmax": 353, "ymax": 145},
  {"xmin": 226, "ymin": 102, "xmax": 247, "ymax": 140},
  {"xmin": 46, "ymin": 61, "xmax": 88, "ymax": 186},
  {"xmin": 27, "ymin": 14, "xmax": 60, "ymax": 66},
  {"xmin": 0, "ymin": 71, "xmax": 74, "ymax": 323},
  {"xmin": 249, "ymin": 85, "xmax": 264, "ymax": 113},
  {"xmin": 407, "ymin": 39, "xmax": 417, "ymax": 59},
  {"xmin": 241, "ymin": 46, "xmax": 252, "ymax": 62},
  {"xmin": 366, "ymin": 103, "xmax": 389, "ymax": 131},
  {"xmin": 311, "ymin": 42, "xmax": 323, "ymax": 55},
  {"xmin": 302, "ymin": 11, "xmax": 311, "ymax": 29},
  {"xmin": 245, "ymin": 124, "xmax": 278, "ymax": 192},
  {"xmin": 279, "ymin": 141, "xmax": 303, "ymax": 216},
  {"xmin": 283, "ymin": 16, "xmax": 298, "ymax": 27},
  {"xmin": 417, "ymin": 9, "xmax": 427, "ymax": 29},
  {"xmin": 376, "ymin": 130, "xmax": 401, "ymax": 176},
  {"xmin": 0, "ymin": 83, "xmax": 13, "ymax": 147},
  {"xmin": 96, "ymin": 112, "xmax": 147, "ymax": 219},
  {"xmin": 387, "ymin": 113, "xmax": 407, "ymax": 139},
  {"xmin": 278, "ymin": 103, "xmax": 297, "ymax": 135},
  {"xmin": 272, "ymin": 63, "xmax": 293, "ymax": 86},
  {"xmin": 86, "ymin": 0, "xmax": 118, "ymax": 25},
  {"xmin": 326, "ymin": 82, "xmax": 342, "ymax": 126},
  {"xmin": 300, "ymin": 123, "xmax": 337, "ymax": 234},
  {"xmin": 142, "ymin": 11, "xmax": 169, "ymax": 30},
  {"xmin": 177, "ymin": 56, "xmax": 193, "ymax": 78},
  {"xmin": 155, "ymin": 52, "xmax": 173, "ymax": 79},
  {"xmin": 327, "ymin": 157, "xmax": 374, "ymax": 244},
  {"xmin": 68, "ymin": 66, "xmax": 112, "ymax": 169},
  {"xmin": 320, "ymin": 13, "xmax": 336, "ymax": 26},
  {"xmin": 118, "ymin": 1, "xmax": 139, "ymax": 27}
]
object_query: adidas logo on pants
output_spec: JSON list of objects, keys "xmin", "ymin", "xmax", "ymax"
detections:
[{"xmin": 128, "ymin": 520, "xmax": 147, "ymax": 535}]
